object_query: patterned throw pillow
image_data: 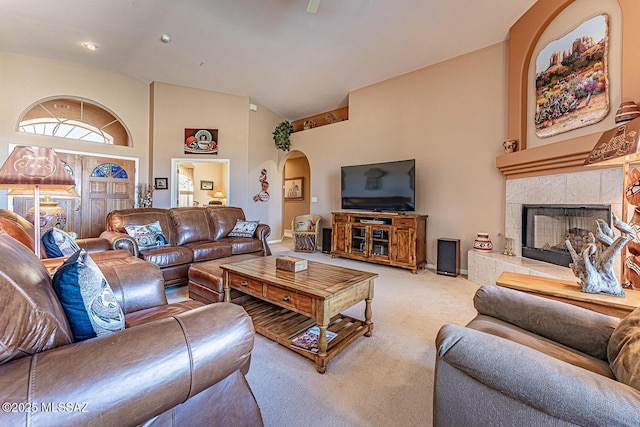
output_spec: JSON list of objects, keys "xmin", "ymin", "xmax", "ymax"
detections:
[
  {"xmin": 124, "ymin": 221, "xmax": 169, "ymax": 251},
  {"xmin": 52, "ymin": 250, "xmax": 125, "ymax": 341},
  {"xmin": 42, "ymin": 228, "xmax": 81, "ymax": 258},
  {"xmin": 227, "ymin": 220, "xmax": 259, "ymax": 238}
]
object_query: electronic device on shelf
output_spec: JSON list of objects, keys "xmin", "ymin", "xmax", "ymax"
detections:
[
  {"xmin": 359, "ymin": 219, "xmax": 385, "ymax": 224},
  {"xmin": 341, "ymin": 159, "xmax": 415, "ymax": 212}
]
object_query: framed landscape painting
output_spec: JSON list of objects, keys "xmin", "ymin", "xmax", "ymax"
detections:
[{"xmin": 534, "ymin": 14, "xmax": 609, "ymax": 138}]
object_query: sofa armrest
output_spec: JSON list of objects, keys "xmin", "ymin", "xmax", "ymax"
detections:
[
  {"xmin": 75, "ymin": 237, "xmax": 111, "ymax": 253},
  {"xmin": 0, "ymin": 303, "xmax": 254, "ymax": 427},
  {"xmin": 435, "ymin": 324, "xmax": 640, "ymax": 426},
  {"xmin": 255, "ymin": 224, "xmax": 271, "ymax": 255},
  {"xmin": 473, "ymin": 285, "xmax": 618, "ymax": 359},
  {"xmin": 99, "ymin": 230, "xmax": 139, "ymax": 257}
]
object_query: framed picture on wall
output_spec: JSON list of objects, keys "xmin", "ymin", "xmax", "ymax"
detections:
[
  {"xmin": 184, "ymin": 128, "xmax": 219, "ymax": 154},
  {"xmin": 154, "ymin": 177, "xmax": 168, "ymax": 190},
  {"xmin": 284, "ymin": 177, "xmax": 304, "ymax": 201},
  {"xmin": 200, "ymin": 180, "xmax": 213, "ymax": 190},
  {"xmin": 533, "ymin": 14, "xmax": 609, "ymax": 138}
]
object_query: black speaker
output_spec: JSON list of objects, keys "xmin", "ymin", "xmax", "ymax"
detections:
[
  {"xmin": 322, "ymin": 228, "xmax": 332, "ymax": 253},
  {"xmin": 437, "ymin": 238, "xmax": 460, "ymax": 277}
]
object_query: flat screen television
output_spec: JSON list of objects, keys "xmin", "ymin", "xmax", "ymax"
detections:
[{"xmin": 341, "ymin": 159, "xmax": 415, "ymax": 212}]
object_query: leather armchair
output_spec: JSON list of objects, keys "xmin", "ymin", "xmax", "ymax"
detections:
[
  {"xmin": 0, "ymin": 232, "xmax": 263, "ymax": 426},
  {"xmin": 434, "ymin": 286, "xmax": 640, "ymax": 426}
]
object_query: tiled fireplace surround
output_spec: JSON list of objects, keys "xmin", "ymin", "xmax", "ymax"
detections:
[{"xmin": 468, "ymin": 167, "xmax": 624, "ymax": 286}]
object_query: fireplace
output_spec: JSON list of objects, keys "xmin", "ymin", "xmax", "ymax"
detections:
[{"xmin": 522, "ymin": 204, "xmax": 611, "ymax": 267}]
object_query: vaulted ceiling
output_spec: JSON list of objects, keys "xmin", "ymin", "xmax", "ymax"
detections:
[{"xmin": 0, "ymin": 0, "xmax": 537, "ymax": 120}]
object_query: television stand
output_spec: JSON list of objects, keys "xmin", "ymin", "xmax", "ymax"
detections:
[{"xmin": 331, "ymin": 211, "xmax": 428, "ymax": 273}]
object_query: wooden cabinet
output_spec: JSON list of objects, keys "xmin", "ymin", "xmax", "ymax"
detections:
[{"xmin": 331, "ymin": 212, "xmax": 427, "ymax": 273}]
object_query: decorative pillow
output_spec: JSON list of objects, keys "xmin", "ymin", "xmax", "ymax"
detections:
[
  {"xmin": 42, "ymin": 227, "xmax": 81, "ymax": 258},
  {"xmin": 608, "ymin": 307, "xmax": 640, "ymax": 391},
  {"xmin": 124, "ymin": 221, "xmax": 169, "ymax": 251},
  {"xmin": 52, "ymin": 250, "xmax": 125, "ymax": 341},
  {"xmin": 227, "ymin": 220, "xmax": 259, "ymax": 238}
]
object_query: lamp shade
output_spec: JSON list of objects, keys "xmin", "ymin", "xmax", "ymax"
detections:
[
  {"xmin": 6, "ymin": 188, "xmax": 80, "ymax": 198},
  {"xmin": 213, "ymin": 191, "xmax": 225, "ymax": 198},
  {"xmin": 583, "ymin": 117, "xmax": 640, "ymax": 166},
  {"xmin": 0, "ymin": 146, "xmax": 75, "ymax": 190}
]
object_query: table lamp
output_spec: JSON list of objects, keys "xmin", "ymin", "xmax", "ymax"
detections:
[
  {"xmin": 7, "ymin": 188, "xmax": 80, "ymax": 235},
  {"xmin": 0, "ymin": 146, "xmax": 76, "ymax": 257}
]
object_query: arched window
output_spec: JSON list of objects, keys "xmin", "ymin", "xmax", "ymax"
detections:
[
  {"xmin": 91, "ymin": 163, "xmax": 129, "ymax": 179},
  {"xmin": 17, "ymin": 97, "xmax": 132, "ymax": 147}
]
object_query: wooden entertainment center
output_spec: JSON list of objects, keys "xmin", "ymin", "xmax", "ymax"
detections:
[{"xmin": 331, "ymin": 211, "xmax": 427, "ymax": 273}]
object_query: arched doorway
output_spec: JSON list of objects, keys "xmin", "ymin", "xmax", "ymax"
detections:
[{"xmin": 283, "ymin": 151, "xmax": 310, "ymax": 237}]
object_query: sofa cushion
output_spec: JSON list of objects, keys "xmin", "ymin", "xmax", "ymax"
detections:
[
  {"xmin": 183, "ymin": 241, "xmax": 233, "ymax": 262},
  {"xmin": 42, "ymin": 227, "xmax": 81, "ymax": 257},
  {"xmin": 52, "ymin": 250, "xmax": 125, "ymax": 341},
  {"xmin": 216, "ymin": 237, "xmax": 264, "ymax": 255},
  {"xmin": 171, "ymin": 208, "xmax": 213, "ymax": 246},
  {"xmin": 124, "ymin": 221, "xmax": 169, "ymax": 251},
  {"xmin": 468, "ymin": 315, "xmax": 614, "ymax": 379},
  {"xmin": 608, "ymin": 307, "xmax": 640, "ymax": 391},
  {"xmin": 207, "ymin": 206, "xmax": 246, "ymax": 240},
  {"xmin": 0, "ymin": 232, "xmax": 73, "ymax": 364},
  {"xmin": 142, "ymin": 246, "xmax": 193, "ymax": 268},
  {"xmin": 228, "ymin": 220, "xmax": 259, "ymax": 238}
]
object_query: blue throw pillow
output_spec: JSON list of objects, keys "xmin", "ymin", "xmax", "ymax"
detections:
[
  {"xmin": 42, "ymin": 228, "xmax": 81, "ymax": 258},
  {"xmin": 52, "ymin": 250, "xmax": 125, "ymax": 341}
]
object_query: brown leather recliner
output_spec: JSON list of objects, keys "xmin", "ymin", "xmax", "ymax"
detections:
[{"xmin": 0, "ymin": 232, "xmax": 263, "ymax": 426}]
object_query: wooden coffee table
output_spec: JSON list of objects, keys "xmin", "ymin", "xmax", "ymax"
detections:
[{"xmin": 221, "ymin": 256, "xmax": 377, "ymax": 373}]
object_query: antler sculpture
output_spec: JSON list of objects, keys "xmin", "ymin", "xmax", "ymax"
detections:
[{"xmin": 566, "ymin": 212, "xmax": 633, "ymax": 297}]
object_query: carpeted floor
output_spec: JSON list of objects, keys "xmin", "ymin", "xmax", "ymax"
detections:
[{"xmin": 168, "ymin": 240, "xmax": 480, "ymax": 427}]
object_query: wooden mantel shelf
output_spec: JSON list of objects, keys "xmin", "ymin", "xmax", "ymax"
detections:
[{"xmin": 495, "ymin": 133, "xmax": 611, "ymax": 179}]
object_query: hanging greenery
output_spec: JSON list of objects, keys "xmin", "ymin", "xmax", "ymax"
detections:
[{"xmin": 273, "ymin": 121, "xmax": 294, "ymax": 151}]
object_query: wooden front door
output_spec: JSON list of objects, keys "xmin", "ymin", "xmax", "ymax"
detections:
[
  {"xmin": 80, "ymin": 156, "xmax": 134, "ymax": 238},
  {"xmin": 12, "ymin": 153, "xmax": 135, "ymax": 239}
]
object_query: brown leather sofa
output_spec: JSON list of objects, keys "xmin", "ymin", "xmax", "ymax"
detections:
[
  {"xmin": 0, "ymin": 231, "xmax": 263, "ymax": 426},
  {"xmin": 434, "ymin": 285, "xmax": 640, "ymax": 426},
  {"xmin": 102, "ymin": 206, "xmax": 271, "ymax": 287}
]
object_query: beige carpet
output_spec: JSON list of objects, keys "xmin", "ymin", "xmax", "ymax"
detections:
[
  {"xmin": 240, "ymin": 241, "xmax": 479, "ymax": 427},
  {"xmin": 166, "ymin": 242, "xmax": 479, "ymax": 426}
]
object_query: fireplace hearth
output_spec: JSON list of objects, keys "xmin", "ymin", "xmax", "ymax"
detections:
[{"xmin": 522, "ymin": 204, "xmax": 611, "ymax": 267}]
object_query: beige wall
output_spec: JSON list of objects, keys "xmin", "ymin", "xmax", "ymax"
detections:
[
  {"xmin": 0, "ymin": 52, "xmax": 150, "ymax": 209},
  {"xmin": 150, "ymin": 83, "xmax": 284, "ymax": 237},
  {"xmin": 283, "ymin": 155, "xmax": 311, "ymax": 232},
  {"xmin": 289, "ymin": 42, "xmax": 509, "ymax": 268}
]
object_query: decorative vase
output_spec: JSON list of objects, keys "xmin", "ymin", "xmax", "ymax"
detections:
[
  {"xmin": 473, "ymin": 233, "xmax": 493, "ymax": 252},
  {"xmin": 503, "ymin": 139, "xmax": 517, "ymax": 153}
]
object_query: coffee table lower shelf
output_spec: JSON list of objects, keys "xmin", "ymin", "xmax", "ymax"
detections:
[{"xmin": 234, "ymin": 294, "xmax": 371, "ymax": 368}]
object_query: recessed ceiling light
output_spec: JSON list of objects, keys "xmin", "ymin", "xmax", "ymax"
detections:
[
  {"xmin": 160, "ymin": 34, "xmax": 171, "ymax": 43},
  {"xmin": 82, "ymin": 43, "xmax": 97, "ymax": 51}
]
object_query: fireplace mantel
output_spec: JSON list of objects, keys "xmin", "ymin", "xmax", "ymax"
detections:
[{"xmin": 495, "ymin": 135, "xmax": 610, "ymax": 179}]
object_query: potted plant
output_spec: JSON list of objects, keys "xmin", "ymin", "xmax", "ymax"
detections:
[{"xmin": 273, "ymin": 121, "xmax": 294, "ymax": 151}]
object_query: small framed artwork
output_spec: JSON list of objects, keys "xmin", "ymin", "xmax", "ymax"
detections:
[
  {"xmin": 154, "ymin": 177, "xmax": 168, "ymax": 190},
  {"xmin": 185, "ymin": 128, "xmax": 219, "ymax": 154},
  {"xmin": 284, "ymin": 177, "xmax": 304, "ymax": 200},
  {"xmin": 200, "ymin": 180, "xmax": 214, "ymax": 190}
]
